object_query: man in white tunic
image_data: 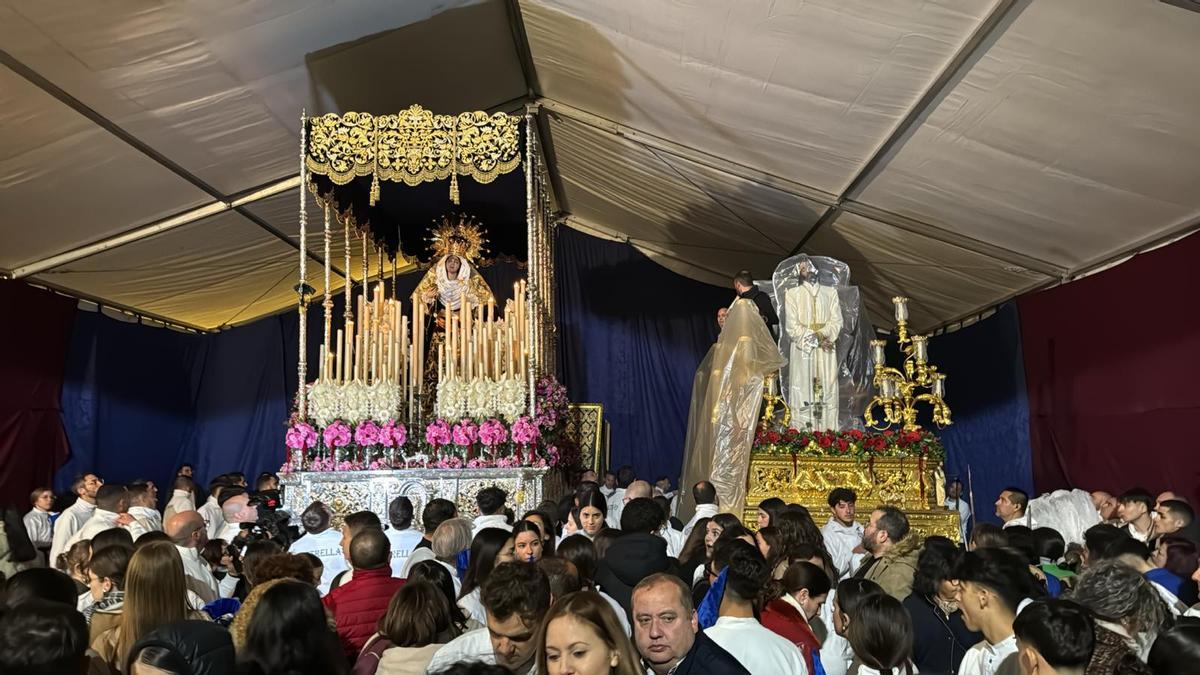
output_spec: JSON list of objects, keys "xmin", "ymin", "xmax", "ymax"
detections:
[
  {"xmin": 704, "ymin": 543, "xmax": 808, "ymax": 674},
  {"xmin": 781, "ymin": 261, "xmax": 842, "ymax": 431},
  {"xmin": 385, "ymin": 496, "xmax": 424, "ymax": 578},
  {"xmin": 820, "ymin": 488, "xmax": 864, "ymax": 579},
  {"xmin": 67, "ymin": 484, "xmax": 149, "ymax": 547},
  {"xmin": 163, "ymin": 475, "xmax": 197, "ymax": 524},
  {"xmin": 24, "ymin": 487, "xmax": 55, "ymax": 556},
  {"xmin": 956, "ymin": 549, "xmax": 1030, "ymax": 675},
  {"xmin": 49, "ymin": 473, "xmax": 102, "ymax": 565},
  {"xmin": 289, "ymin": 501, "xmax": 348, "ymax": 595},
  {"xmin": 127, "ymin": 482, "xmax": 163, "ymax": 532}
]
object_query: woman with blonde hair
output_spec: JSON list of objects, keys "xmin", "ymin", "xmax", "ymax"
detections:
[
  {"xmin": 92, "ymin": 540, "xmax": 205, "ymax": 671},
  {"xmin": 537, "ymin": 590, "xmax": 643, "ymax": 675}
]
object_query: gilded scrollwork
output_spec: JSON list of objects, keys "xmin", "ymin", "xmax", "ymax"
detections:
[
  {"xmin": 305, "ymin": 106, "xmax": 522, "ymax": 204},
  {"xmin": 744, "ymin": 454, "xmax": 961, "ymax": 542}
]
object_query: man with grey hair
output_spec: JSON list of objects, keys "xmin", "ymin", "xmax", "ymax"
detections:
[
  {"xmin": 631, "ymin": 573, "xmax": 748, "ymax": 675},
  {"xmin": 1072, "ymin": 560, "xmax": 1170, "ymax": 664}
]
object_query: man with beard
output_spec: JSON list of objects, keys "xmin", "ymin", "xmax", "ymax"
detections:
[{"xmin": 852, "ymin": 506, "xmax": 922, "ymax": 600}]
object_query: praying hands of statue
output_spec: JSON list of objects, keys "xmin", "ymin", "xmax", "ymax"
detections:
[
  {"xmin": 422, "ymin": 289, "xmax": 438, "ymax": 304},
  {"xmin": 818, "ymin": 336, "xmax": 836, "ymax": 351}
]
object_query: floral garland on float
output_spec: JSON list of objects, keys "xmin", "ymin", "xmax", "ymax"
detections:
[
  {"xmin": 281, "ymin": 375, "xmax": 578, "ymax": 474},
  {"xmin": 753, "ymin": 427, "xmax": 945, "ymax": 462}
]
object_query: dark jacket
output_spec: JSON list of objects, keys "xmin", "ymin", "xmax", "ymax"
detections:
[
  {"xmin": 657, "ymin": 630, "xmax": 750, "ymax": 675},
  {"xmin": 737, "ymin": 287, "xmax": 778, "ymax": 328},
  {"xmin": 127, "ymin": 620, "xmax": 235, "ymax": 675},
  {"xmin": 1086, "ymin": 624, "xmax": 1153, "ymax": 675},
  {"xmin": 322, "ymin": 566, "xmax": 406, "ymax": 661},
  {"xmin": 595, "ymin": 533, "xmax": 677, "ymax": 617},
  {"xmin": 903, "ymin": 593, "xmax": 981, "ymax": 675}
]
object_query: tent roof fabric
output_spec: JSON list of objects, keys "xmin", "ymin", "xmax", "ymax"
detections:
[{"xmin": 2, "ymin": 0, "xmax": 1198, "ymax": 331}]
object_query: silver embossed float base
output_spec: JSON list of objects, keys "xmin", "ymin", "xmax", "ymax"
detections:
[{"xmin": 281, "ymin": 468, "xmax": 563, "ymax": 531}]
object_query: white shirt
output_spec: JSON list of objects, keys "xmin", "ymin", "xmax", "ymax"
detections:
[
  {"xmin": 682, "ymin": 503, "xmax": 719, "ymax": 539},
  {"xmin": 215, "ymin": 521, "xmax": 242, "ymax": 547},
  {"xmin": 607, "ymin": 488, "xmax": 626, "ymax": 529},
  {"xmin": 197, "ymin": 496, "xmax": 223, "ymax": 541},
  {"xmin": 471, "ymin": 514, "xmax": 512, "ymax": 539},
  {"xmin": 1001, "ymin": 513, "xmax": 1032, "ymax": 529},
  {"xmin": 176, "ymin": 544, "xmax": 220, "ymax": 603},
  {"xmin": 289, "ymin": 528, "xmax": 348, "ymax": 595},
  {"xmin": 386, "ymin": 527, "xmax": 425, "ymax": 578},
  {"xmin": 129, "ymin": 505, "xmax": 162, "ymax": 533},
  {"xmin": 705, "ymin": 616, "xmax": 809, "ymax": 674},
  {"xmin": 658, "ymin": 525, "xmax": 685, "ymax": 558},
  {"xmin": 821, "ymin": 517, "xmax": 865, "ymax": 579},
  {"xmin": 67, "ymin": 509, "xmax": 149, "ymax": 548},
  {"xmin": 163, "ymin": 489, "xmax": 195, "ymax": 524},
  {"xmin": 1127, "ymin": 522, "xmax": 1154, "ymax": 543},
  {"xmin": 818, "ymin": 589, "xmax": 853, "ymax": 675},
  {"xmin": 49, "ymin": 498, "xmax": 95, "ymax": 565},
  {"xmin": 23, "ymin": 508, "xmax": 53, "ymax": 547},
  {"xmin": 946, "ymin": 497, "xmax": 972, "ymax": 543},
  {"xmin": 958, "ymin": 634, "xmax": 1018, "ymax": 675},
  {"xmin": 425, "ymin": 627, "xmax": 537, "ymax": 675},
  {"xmin": 598, "ymin": 588, "xmax": 631, "ymax": 637},
  {"xmin": 458, "ymin": 587, "xmax": 487, "ymax": 625}
]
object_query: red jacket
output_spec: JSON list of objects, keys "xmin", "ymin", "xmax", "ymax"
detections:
[
  {"xmin": 760, "ymin": 597, "xmax": 820, "ymax": 674},
  {"xmin": 322, "ymin": 566, "xmax": 405, "ymax": 660}
]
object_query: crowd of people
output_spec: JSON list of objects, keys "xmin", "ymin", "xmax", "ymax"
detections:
[{"xmin": 1, "ymin": 463, "xmax": 1198, "ymax": 675}]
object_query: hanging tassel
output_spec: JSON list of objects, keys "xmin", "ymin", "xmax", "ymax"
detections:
[
  {"xmin": 370, "ymin": 174, "xmax": 381, "ymax": 206},
  {"xmin": 449, "ymin": 171, "xmax": 460, "ymax": 205}
]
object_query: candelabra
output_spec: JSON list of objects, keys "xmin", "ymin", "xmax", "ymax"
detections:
[{"xmin": 864, "ymin": 297, "xmax": 951, "ymax": 432}]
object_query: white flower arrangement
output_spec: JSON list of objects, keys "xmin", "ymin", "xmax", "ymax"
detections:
[
  {"xmin": 497, "ymin": 377, "xmax": 527, "ymax": 422},
  {"xmin": 308, "ymin": 379, "xmax": 405, "ymax": 425}
]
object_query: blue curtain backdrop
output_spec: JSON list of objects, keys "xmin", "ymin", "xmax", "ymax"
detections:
[
  {"xmin": 927, "ymin": 302, "xmax": 1034, "ymax": 524},
  {"xmin": 555, "ymin": 227, "xmax": 731, "ymax": 483},
  {"xmin": 56, "ymin": 260, "xmax": 525, "ymax": 496}
]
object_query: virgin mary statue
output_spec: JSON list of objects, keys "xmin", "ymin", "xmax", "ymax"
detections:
[{"xmin": 679, "ymin": 298, "xmax": 785, "ymax": 519}]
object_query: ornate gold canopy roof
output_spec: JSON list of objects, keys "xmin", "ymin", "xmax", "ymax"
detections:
[{"xmin": 305, "ymin": 105, "xmax": 522, "ymax": 205}]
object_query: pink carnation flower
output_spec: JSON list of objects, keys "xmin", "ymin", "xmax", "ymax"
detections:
[
  {"xmin": 436, "ymin": 455, "xmax": 463, "ymax": 469},
  {"xmin": 285, "ymin": 422, "xmax": 318, "ymax": 450},
  {"xmin": 511, "ymin": 416, "xmax": 539, "ymax": 445},
  {"xmin": 354, "ymin": 421, "xmax": 382, "ymax": 446},
  {"xmin": 479, "ymin": 419, "xmax": 508, "ymax": 447},
  {"xmin": 323, "ymin": 421, "xmax": 352, "ymax": 448},
  {"xmin": 426, "ymin": 419, "xmax": 452, "ymax": 448},
  {"xmin": 452, "ymin": 420, "xmax": 479, "ymax": 447}
]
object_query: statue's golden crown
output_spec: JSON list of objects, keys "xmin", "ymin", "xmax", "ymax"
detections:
[{"xmin": 428, "ymin": 214, "xmax": 487, "ymax": 262}]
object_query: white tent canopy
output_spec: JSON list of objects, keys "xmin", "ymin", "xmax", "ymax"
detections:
[{"xmin": 2, "ymin": 0, "xmax": 1198, "ymax": 332}]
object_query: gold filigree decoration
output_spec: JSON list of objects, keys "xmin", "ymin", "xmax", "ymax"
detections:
[
  {"xmin": 306, "ymin": 105, "xmax": 522, "ymax": 205},
  {"xmin": 429, "ymin": 214, "xmax": 487, "ymax": 262},
  {"xmin": 743, "ymin": 454, "xmax": 962, "ymax": 542}
]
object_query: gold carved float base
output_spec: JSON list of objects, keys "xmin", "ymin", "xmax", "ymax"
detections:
[{"xmin": 744, "ymin": 454, "xmax": 961, "ymax": 542}]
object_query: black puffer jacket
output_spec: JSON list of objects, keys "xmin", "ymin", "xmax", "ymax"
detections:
[
  {"xmin": 594, "ymin": 533, "xmax": 679, "ymax": 617},
  {"xmin": 126, "ymin": 620, "xmax": 235, "ymax": 675}
]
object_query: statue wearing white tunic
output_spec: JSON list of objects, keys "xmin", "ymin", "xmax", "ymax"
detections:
[{"xmin": 783, "ymin": 264, "xmax": 843, "ymax": 430}]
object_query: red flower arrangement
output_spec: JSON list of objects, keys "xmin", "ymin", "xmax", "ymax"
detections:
[{"xmin": 754, "ymin": 426, "xmax": 945, "ymax": 461}]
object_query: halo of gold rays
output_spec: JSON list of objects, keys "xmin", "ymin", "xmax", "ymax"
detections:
[{"xmin": 428, "ymin": 213, "xmax": 488, "ymax": 262}]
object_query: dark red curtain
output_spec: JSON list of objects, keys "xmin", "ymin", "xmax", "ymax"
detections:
[
  {"xmin": 1019, "ymin": 232, "xmax": 1200, "ymax": 503},
  {"xmin": 0, "ymin": 282, "xmax": 76, "ymax": 506}
]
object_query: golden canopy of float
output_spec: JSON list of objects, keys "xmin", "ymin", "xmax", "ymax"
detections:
[{"xmin": 287, "ymin": 104, "xmax": 556, "ymax": 469}]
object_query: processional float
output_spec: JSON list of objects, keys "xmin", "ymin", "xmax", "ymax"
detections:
[{"xmin": 280, "ymin": 105, "xmax": 566, "ymax": 522}]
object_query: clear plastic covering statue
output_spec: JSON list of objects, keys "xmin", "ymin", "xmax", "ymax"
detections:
[
  {"xmin": 772, "ymin": 254, "xmax": 875, "ymax": 431},
  {"xmin": 679, "ymin": 298, "xmax": 786, "ymax": 519}
]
